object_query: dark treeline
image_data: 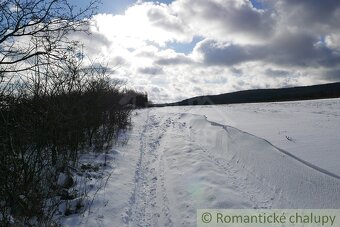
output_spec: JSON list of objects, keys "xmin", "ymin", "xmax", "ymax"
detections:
[
  {"xmin": 0, "ymin": 0, "xmax": 148, "ymax": 225},
  {"xmin": 0, "ymin": 68, "xmax": 143, "ymax": 225},
  {"xmin": 0, "ymin": 49, "xmax": 147, "ymax": 225},
  {"xmin": 0, "ymin": 66, "xmax": 148, "ymax": 225},
  {"xmin": 156, "ymin": 82, "xmax": 340, "ymax": 107}
]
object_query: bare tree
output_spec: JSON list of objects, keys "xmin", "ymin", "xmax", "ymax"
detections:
[
  {"xmin": 0, "ymin": 0, "xmax": 100, "ymax": 225},
  {"xmin": 0, "ymin": 1, "xmax": 150, "ymax": 225},
  {"xmin": 0, "ymin": 0, "xmax": 98, "ymax": 73}
]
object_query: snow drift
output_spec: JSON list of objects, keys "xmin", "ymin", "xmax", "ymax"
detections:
[{"xmin": 62, "ymin": 100, "xmax": 340, "ymax": 226}]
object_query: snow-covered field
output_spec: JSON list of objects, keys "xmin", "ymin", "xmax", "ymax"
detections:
[{"xmin": 62, "ymin": 98, "xmax": 340, "ymax": 227}]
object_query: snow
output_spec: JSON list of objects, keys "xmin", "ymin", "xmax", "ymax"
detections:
[
  {"xmin": 61, "ymin": 98, "xmax": 340, "ymax": 227},
  {"xmin": 157, "ymin": 98, "xmax": 340, "ymax": 176}
]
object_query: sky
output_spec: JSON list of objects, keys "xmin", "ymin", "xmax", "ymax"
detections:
[{"xmin": 71, "ymin": 0, "xmax": 340, "ymax": 103}]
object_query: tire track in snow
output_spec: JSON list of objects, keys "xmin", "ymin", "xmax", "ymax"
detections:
[
  {"xmin": 122, "ymin": 109, "xmax": 149, "ymax": 226},
  {"xmin": 155, "ymin": 154, "xmax": 173, "ymax": 227},
  {"xmin": 124, "ymin": 112, "xmax": 173, "ymax": 227}
]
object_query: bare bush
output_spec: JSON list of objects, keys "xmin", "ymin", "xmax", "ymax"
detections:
[
  {"xmin": 0, "ymin": 60, "xmax": 139, "ymax": 225},
  {"xmin": 0, "ymin": 0, "xmax": 149, "ymax": 225}
]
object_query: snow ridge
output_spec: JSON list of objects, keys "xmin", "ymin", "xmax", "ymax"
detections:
[
  {"xmin": 62, "ymin": 106, "xmax": 340, "ymax": 227},
  {"xmin": 189, "ymin": 114, "xmax": 340, "ymax": 208}
]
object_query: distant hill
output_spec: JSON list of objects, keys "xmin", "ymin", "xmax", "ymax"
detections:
[{"xmin": 153, "ymin": 82, "xmax": 340, "ymax": 107}]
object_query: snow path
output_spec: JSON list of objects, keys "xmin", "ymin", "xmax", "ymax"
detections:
[
  {"xmin": 124, "ymin": 111, "xmax": 174, "ymax": 227},
  {"xmin": 62, "ymin": 108, "xmax": 340, "ymax": 227}
]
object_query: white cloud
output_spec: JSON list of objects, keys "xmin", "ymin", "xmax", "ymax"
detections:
[
  {"xmin": 90, "ymin": 2, "xmax": 192, "ymax": 47},
  {"xmin": 325, "ymin": 33, "xmax": 340, "ymax": 51},
  {"xmin": 171, "ymin": 0, "xmax": 276, "ymax": 44},
  {"xmin": 71, "ymin": 0, "xmax": 340, "ymax": 103}
]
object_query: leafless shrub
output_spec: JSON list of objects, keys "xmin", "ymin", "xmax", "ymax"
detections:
[{"xmin": 0, "ymin": 0, "xmax": 149, "ymax": 225}]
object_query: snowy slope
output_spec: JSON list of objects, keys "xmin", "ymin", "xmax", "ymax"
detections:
[
  {"xmin": 62, "ymin": 99, "xmax": 340, "ymax": 226},
  {"xmin": 156, "ymin": 98, "xmax": 340, "ymax": 176}
]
